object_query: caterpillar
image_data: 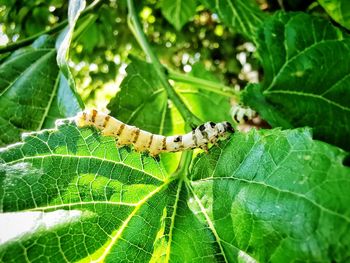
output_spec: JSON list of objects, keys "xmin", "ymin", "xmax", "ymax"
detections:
[
  {"xmin": 230, "ymin": 103, "xmax": 257, "ymax": 124},
  {"xmin": 75, "ymin": 109, "xmax": 234, "ymax": 156}
]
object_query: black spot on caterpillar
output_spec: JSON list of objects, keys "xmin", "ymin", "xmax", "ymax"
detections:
[{"xmin": 75, "ymin": 109, "xmax": 234, "ymax": 156}]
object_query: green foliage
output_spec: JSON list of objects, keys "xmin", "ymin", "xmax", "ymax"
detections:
[
  {"xmin": 318, "ymin": 0, "xmax": 350, "ymax": 29},
  {"xmin": 1, "ymin": 122, "xmax": 349, "ymax": 262},
  {"xmin": 242, "ymin": 12, "xmax": 350, "ymax": 151},
  {"xmin": 200, "ymin": 0, "xmax": 267, "ymax": 42},
  {"xmin": 0, "ymin": 36, "xmax": 81, "ymax": 146},
  {"xmin": 160, "ymin": 0, "xmax": 197, "ymax": 30},
  {"xmin": 0, "ymin": 0, "xmax": 350, "ymax": 262},
  {"xmin": 108, "ymin": 56, "xmax": 181, "ymax": 136},
  {"xmin": 191, "ymin": 128, "xmax": 350, "ymax": 262}
]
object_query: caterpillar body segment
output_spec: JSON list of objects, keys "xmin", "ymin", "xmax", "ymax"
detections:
[
  {"xmin": 230, "ymin": 103, "xmax": 257, "ymax": 124},
  {"xmin": 75, "ymin": 109, "xmax": 234, "ymax": 156}
]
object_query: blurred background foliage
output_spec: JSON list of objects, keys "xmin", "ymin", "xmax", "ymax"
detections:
[{"xmin": 0, "ymin": 0, "xmax": 329, "ymax": 109}]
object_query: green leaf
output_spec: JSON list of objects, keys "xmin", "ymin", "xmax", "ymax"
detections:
[
  {"xmin": 0, "ymin": 122, "xmax": 218, "ymax": 262},
  {"xmin": 190, "ymin": 128, "xmax": 350, "ymax": 262},
  {"xmin": 242, "ymin": 12, "xmax": 350, "ymax": 151},
  {"xmin": 1, "ymin": 123, "xmax": 349, "ymax": 262},
  {"xmin": 0, "ymin": 36, "xmax": 82, "ymax": 146},
  {"xmin": 107, "ymin": 56, "xmax": 184, "ymax": 136},
  {"xmin": 176, "ymin": 63, "xmax": 232, "ymax": 123},
  {"xmin": 318, "ymin": 0, "xmax": 350, "ymax": 30},
  {"xmin": 160, "ymin": 0, "xmax": 197, "ymax": 31},
  {"xmin": 200, "ymin": 0, "xmax": 266, "ymax": 41}
]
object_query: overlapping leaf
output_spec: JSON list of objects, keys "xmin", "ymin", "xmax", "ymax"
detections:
[
  {"xmin": 200, "ymin": 0, "xmax": 266, "ymax": 41},
  {"xmin": 107, "ymin": 56, "xmax": 183, "ymax": 136},
  {"xmin": 0, "ymin": 36, "xmax": 82, "ymax": 146},
  {"xmin": 318, "ymin": 0, "xmax": 350, "ymax": 30},
  {"xmin": 160, "ymin": 0, "xmax": 197, "ymax": 30},
  {"xmin": 242, "ymin": 12, "xmax": 350, "ymax": 150},
  {"xmin": 1, "ymin": 123, "xmax": 349, "ymax": 262}
]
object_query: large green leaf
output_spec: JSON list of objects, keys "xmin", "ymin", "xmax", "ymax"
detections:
[
  {"xmin": 200, "ymin": 0, "xmax": 266, "ymax": 41},
  {"xmin": 190, "ymin": 128, "xmax": 350, "ymax": 262},
  {"xmin": 0, "ymin": 36, "xmax": 82, "ymax": 146},
  {"xmin": 160, "ymin": 0, "xmax": 197, "ymax": 30},
  {"xmin": 0, "ymin": 121, "xmax": 217, "ymax": 262},
  {"xmin": 242, "ymin": 12, "xmax": 350, "ymax": 151},
  {"xmin": 318, "ymin": 0, "xmax": 350, "ymax": 30},
  {"xmin": 1, "ymin": 122, "xmax": 349, "ymax": 262}
]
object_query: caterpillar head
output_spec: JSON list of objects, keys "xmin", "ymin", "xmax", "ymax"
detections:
[{"xmin": 215, "ymin": 121, "xmax": 234, "ymax": 140}]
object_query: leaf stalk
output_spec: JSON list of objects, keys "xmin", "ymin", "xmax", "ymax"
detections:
[
  {"xmin": 168, "ymin": 69, "xmax": 240, "ymax": 99},
  {"xmin": 126, "ymin": 0, "xmax": 202, "ymax": 127}
]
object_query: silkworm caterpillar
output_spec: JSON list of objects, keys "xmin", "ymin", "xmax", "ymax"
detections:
[
  {"xmin": 75, "ymin": 109, "xmax": 234, "ymax": 156},
  {"xmin": 230, "ymin": 103, "xmax": 257, "ymax": 124}
]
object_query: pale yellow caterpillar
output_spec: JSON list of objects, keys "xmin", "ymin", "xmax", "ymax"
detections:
[{"xmin": 75, "ymin": 109, "xmax": 234, "ymax": 157}]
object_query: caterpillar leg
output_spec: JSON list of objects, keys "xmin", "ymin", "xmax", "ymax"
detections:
[
  {"xmin": 140, "ymin": 151, "xmax": 160, "ymax": 162},
  {"xmin": 190, "ymin": 123, "xmax": 198, "ymax": 130},
  {"xmin": 199, "ymin": 144, "xmax": 209, "ymax": 153},
  {"xmin": 152, "ymin": 155, "xmax": 161, "ymax": 162},
  {"xmin": 115, "ymin": 139, "xmax": 132, "ymax": 153}
]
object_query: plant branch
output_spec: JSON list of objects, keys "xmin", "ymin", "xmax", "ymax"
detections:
[
  {"xmin": 126, "ymin": 0, "xmax": 202, "ymax": 127},
  {"xmin": 0, "ymin": 0, "xmax": 102, "ymax": 54},
  {"xmin": 168, "ymin": 69, "xmax": 240, "ymax": 99}
]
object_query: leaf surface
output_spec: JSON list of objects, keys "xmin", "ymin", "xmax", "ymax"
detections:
[
  {"xmin": 190, "ymin": 128, "xmax": 350, "ymax": 262},
  {"xmin": 318, "ymin": 0, "xmax": 350, "ymax": 29},
  {"xmin": 0, "ymin": 122, "xmax": 219, "ymax": 262},
  {"xmin": 176, "ymin": 63, "xmax": 232, "ymax": 123},
  {"xmin": 161, "ymin": 0, "xmax": 197, "ymax": 30},
  {"xmin": 200, "ymin": 0, "xmax": 266, "ymax": 41},
  {"xmin": 1, "ymin": 123, "xmax": 349, "ymax": 262},
  {"xmin": 0, "ymin": 36, "xmax": 82, "ymax": 146},
  {"xmin": 242, "ymin": 12, "xmax": 350, "ymax": 150},
  {"xmin": 107, "ymin": 56, "xmax": 183, "ymax": 136}
]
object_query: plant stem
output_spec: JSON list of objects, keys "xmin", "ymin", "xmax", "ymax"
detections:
[
  {"xmin": 0, "ymin": 0, "xmax": 102, "ymax": 54},
  {"xmin": 168, "ymin": 69, "xmax": 240, "ymax": 99},
  {"xmin": 126, "ymin": 0, "xmax": 202, "ymax": 127}
]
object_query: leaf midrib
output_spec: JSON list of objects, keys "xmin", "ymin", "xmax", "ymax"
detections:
[
  {"xmin": 264, "ymin": 90, "xmax": 350, "ymax": 111},
  {"xmin": 91, "ymin": 180, "xmax": 171, "ymax": 262},
  {"xmin": 165, "ymin": 179, "xmax": 182, "ymax": 262},
  {"xmin": 0, "ymin": 49, "xmax": 55, "ymax": 97},
  {"xmin": 27, "ymin": 200, "xmax": 137, "ymax": 212},
  {"xmin": 4, "ymin": 154, "xmax": 164, "ymax": 183},
  {"xmin": 265, "ymin": 39, "xmax": 346, "ymax": 92},
  {"xmin": 187, "ymin": 180, "xmax": 231, "ymax": 263}
]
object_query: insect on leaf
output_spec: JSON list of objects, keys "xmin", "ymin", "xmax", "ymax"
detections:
[{"xmin": 0, "ymin": 122, "xmax": 349, "ymax": 262}]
